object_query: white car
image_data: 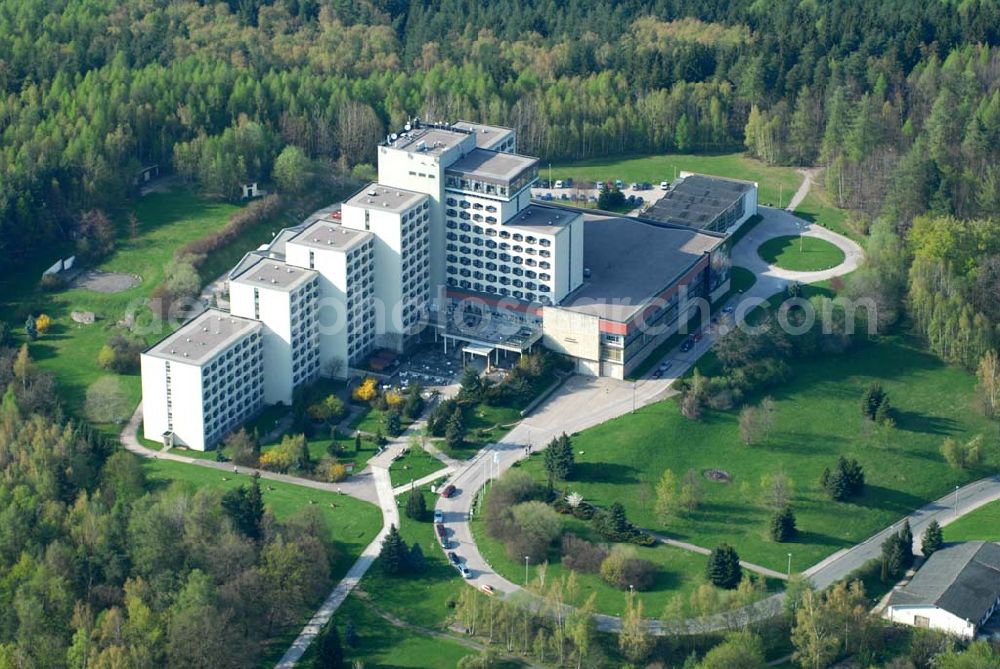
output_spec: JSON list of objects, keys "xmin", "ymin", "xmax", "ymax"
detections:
[
  {"xmin": 434, "ymin": 510, "xmax": 443, "ymax": 523},
  {"xmin": 554, "ymin": 179, "xmax": 564, "ymax": 188},
  {"xmin": 458, "ymin": 564, "xmax": 472, "ymax": 578},
  {"xmin": 660, "ymin": 181, "xmax": 669, "ymax": 190}
]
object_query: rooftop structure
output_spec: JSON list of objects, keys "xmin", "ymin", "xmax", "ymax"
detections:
[
  {"xmin": 560, "ymin": 214, "xmax": 724, "ymax": 322},
  {"xmin": 646, "ymin": 173, "xmax": 755, "ymax": 231},
  {"xmin": 384, "ymin": 125, "xmax": 470, "ymax": 156},
  {"xmin": 445, "ymin": 148, "xmax": 538, "ymax": 187},
  {"xmin": 888, "ymin": 541, "xmax": 1000, "ymax": 625},
  {"xmin": 345, "ymin": 183, "xmax": 427, "ymax": 214},
  {"xmin": 289, "ymin": 220, "xmax": 372, "ymax": 252},
  {"xmin": 230, "ymin": 257, "xmax": 317, "ymax": 292},
  {"xmin": 451, "ymin": 121, "xmax": 515, "ymax": 150},
  {"xmin": 146, "ymin": 309, "xmax": 260, "ymax": 364},
  {"xmin": 505, "ymin": 204, "xmax": 581, "ymax": 235}
]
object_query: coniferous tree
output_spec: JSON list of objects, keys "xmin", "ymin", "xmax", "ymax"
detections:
[
  {"xmin": 770, "ymin": 506, "xmax": 798, "ymax": 542},
  {"xmin": 313, "ymin": 619, "xmax": 344, "ymax": 669},
  {"xmin": 707, "ymin": 544, "xmax": 743, "ymax": 589},
  {"xmin": 922, "ymin": 520, "xmax": 944, "ymax": 557},
  {"xmin": 405, "ymin": 489, "xmax": 427, "ymax": 521},
  {"xmin": 379, "ymin": 524, "xmax": 408, "ymax": 575},
  {"xmin": 445, "ymin": 407, "xmax": 465, "ymax": 450}
]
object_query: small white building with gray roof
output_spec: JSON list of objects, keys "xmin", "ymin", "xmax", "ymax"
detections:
[{"xmin": 885, "ymin": 541, "xmax": 1000, "ymax": 638}]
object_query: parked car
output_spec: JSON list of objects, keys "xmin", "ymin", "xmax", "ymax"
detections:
[
  {"xmin": 554, "ymin": 179, "xmax": 564, "ymax": 189},
  {"xmin": 660, "ymin": 181, "xmax": 669, "ymax": 190},
  {"xmin": 434, "ymin": 509, "xmax": 443, "ymax": 523},
  {"xmin": 447, "ymin": 551, "xmax": 460, "ymax": 565},
  {"xmin": 331, "ymin": 209, "xmax": 342, "ymax": 219},
  {"xmin": 541, "ymin": 192, "xmax": 554, "ymax": 201},
  {"xmin": 560, "ymin": 193, "xmax": 570, "ymax": 200},
  {"xmin": 659, "ymin": 361, "xmax": 672, "ymax": 372},
  {"xmin": 459, "ymin": 565, "xmax": 472, "ymax": 578},
  {"xmin": 538, "ymin": 179, "xmax": 550, "ymax": 188},
  {"xmin": 441, "ymin": 484, "xmax": 456, "ymax": 498},
  {"xmin": 480, "ymin": 584, "xmax": 496, "ymax": 595},
  {"xmin": 693, "ymin": 331, "xmax": 704, "ymax": 343},
  {"xmin": 652, "ymin": 369, "xmax": 663, "ymax": 379},
  {"xmin": 563, "ymin": 178, "xmax": 574, "ymax": 188},
  {"xmin": 680, "ymin": 339, "xmax": 694, "ymax": 352},
  {"xmin": 615, "ymin": 179, "xmax": 624, "ymax": 189},
  {"xmin": 640, "ymin": 182, "xmax": 653, "ymax": 190}
]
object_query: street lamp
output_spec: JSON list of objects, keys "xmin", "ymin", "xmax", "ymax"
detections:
[
  {"xmin": 787, "ymin": 553, "xmax": 792, "ymax": 578},
  {"xmin": 524, "ymin": 556, "xmax": 530, "ymax": 585},
  {"xmin": 632, "ymin": 381, "xmax": 636, "ymax": 413},
  {"xmin": 955, "ymin": 485, "xmax": 960, "ymax": 517}
]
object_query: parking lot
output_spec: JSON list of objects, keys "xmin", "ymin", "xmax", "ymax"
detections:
[
  {"xmin": 386, "ymin": 344, "xmax": 463, "ymax": 390},
  {"xmin": 531, "ymin": 179, "xmax": 666, "ymax": 215}
]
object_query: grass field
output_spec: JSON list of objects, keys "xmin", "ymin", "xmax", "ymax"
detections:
[
  {"xmin": 516, "ymin": 336, "xmax": 997, "ymax": 573},
  {"xmin": 0, "ymin": 189, "xmax": 241, "ymax": 417},
  {"xmin": 758, "ymin": 235, "xmax": 846, "ymax": 271},
  {"xmin": 470, "ymin": 493, "xmax": 768, "ymax": 618},
  {"xmin": 390, "ymin": 448, "xmax": 449, "ymax": 489},
  {"xmin": 548, "ymin": 152, "xmax": 802, "ymax": 212},
  {"xmin": 944, "ymin": 499, "xmax": 1000, "ymax": 541}
]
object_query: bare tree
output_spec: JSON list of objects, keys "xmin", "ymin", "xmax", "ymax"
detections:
[
  {"xmin": 739, "ymin": 405, "xmax": 760, "ymax": 447},
  {"xmin": 976, "ymin": 350, "xmax": 1000, "ymax": 419},
  {"xmin": 85, "ymin": 376, "xmax": 130, "ymax": 424},
  {"xmin": 336, "ymin": 100, "xmax": 384, "ymax": 167}
]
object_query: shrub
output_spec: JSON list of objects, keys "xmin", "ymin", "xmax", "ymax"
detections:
[
  {"xmin": 941, "ymin": 435, "xmax": 984, "ymax": 469},
  {"xmin": 921, "ymin": 520, "xmax": 944, "ymax": 557},
  {"xmin": 600, "ymin": 546, "xmax": 656, "ymax": 590},
  {"xmin": 34, "ymin": 314, "xmax": 52, "ymax": 335},
  {"xmin": 592, "ymin": 502, "xmax": 654, "ymax": 545},
  {"xmin": 383, "ymin": 409, "xmax": 402, "ymax": 437},
  {"xmin": 352, "ymin": 377, "xmax": 378, "ymax": 403},
  {"xmin": 39, "ymin": 273, "xmax": 66, "ymax": 292},
  {"xmin": 97, "ymin": 335, "xmax": 145, "ymax": 373},
  {"xmin": 225, "ymin": 428, "xmax": 259, "ymax": 467},
  {"xmin": 561, "ymin": 534, "xmax": 609, "ymax": 573},
  {"xmin": 328, "ymin": 463, "xmax": 348, "ymax": 483},
  {"xmin": 259, "ymin": 434, "xmax": 310, "ymax": 474}
]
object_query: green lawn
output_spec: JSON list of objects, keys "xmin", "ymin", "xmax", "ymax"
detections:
[
  {"xmin": 945, "ymin": 499, "xmax": 1000, "ymax": 541},
  {"xmin": 758, "ymin": 235, "xmax": 846, "ymax": 271},
  {"xmin": 438, "ymin": 403, "xmax": 524, "ymax": 460},
  {"xmin": 548, "ymin": 152, "xmax": 802, "ymax": 212},
  {"xmin": 390, "ymin": 448, "xmax": 450, "ymax": 489},
  {"xmin": 361, "ymin": 501, "xmax": 467, "ymax": 629},
  {"xmin": 0, "ymin": 188, "xmax": 241, "ymax": 418},
  {"xmin": 730, "ymin": 266, "xmax": 757, "ymax": 293},
  {"xmin": 316, "ymin": 596, "xmax": 485, "ymax": 669},
  {"xmin": 471, "ymin": 498, "xmax": 752, "ymax": 618},
  {"xmin": 517, "ymin": 336, "xmax": 997, "ymax": 573},
  {"xmin": 796, "ymin": 190, "xmax": 864, "ymax": 245}
]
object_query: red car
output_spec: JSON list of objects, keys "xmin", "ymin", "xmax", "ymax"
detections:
[
  {"xmin": 331, "ymin": 209, "xmax": 342, "ymax": 220},
  {"xmin": 441, "ymin": 484, "xmax": 456, "ymax": 498}
]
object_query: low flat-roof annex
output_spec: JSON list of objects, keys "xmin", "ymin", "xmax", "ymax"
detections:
[
  {"xmin": 145, "ymin": 309, "xmax": 260, "ymax": 365},
  {"xmin": 646, "ymin": 174, "xmax": 754, "ymax": 230},
  {"xmin": 558, "ymin": 213, "xmax": 723, "ymax": 322}
]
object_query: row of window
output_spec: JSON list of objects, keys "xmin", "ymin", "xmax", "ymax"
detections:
[
  {"xmin": 445, "ymin": 277, "xmax": 551, "ymax": 304},
  {"xmin": 446, "ymin": 267, "xmax": 550, "ymax": 291},
  {"xmin": 445, "ymin": 198, "xmax": 499, "ymax": 213}
]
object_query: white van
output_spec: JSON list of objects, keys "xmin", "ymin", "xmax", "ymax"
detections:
[
  {"xmin": 660, "ymin": 181, "xmax": 669, "ymax": 190},
  {"xmin": 554, "ymin": 180, "xmax": 564, "ymax": 189}
]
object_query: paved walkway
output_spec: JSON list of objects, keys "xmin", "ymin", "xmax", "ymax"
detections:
[
  {"xmin": 435, "ymin": 169, "xmax": 873, "ymax": 635},
  {"xmin": 650, "ymin": 532, "xmax": 788, "ymax": 581},
  {"xmin": 119, "ymin": 402, "xmax": 380, "ymax": 505},
  {"xmin": 391, "ymin": 467, "xmax": 453, "ymax": 497}
]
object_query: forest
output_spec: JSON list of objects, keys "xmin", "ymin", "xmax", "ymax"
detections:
[{"xmin": 3, "ymin": 0, "xmax": 1000, "ymax": 262}]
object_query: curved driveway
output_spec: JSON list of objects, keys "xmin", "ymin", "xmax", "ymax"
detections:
[{"xmin": 436, "ymin": 178, "xmax": 934, "ymax": 635}]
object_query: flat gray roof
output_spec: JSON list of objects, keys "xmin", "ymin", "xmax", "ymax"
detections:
[
  {"xmin": 146, "ymin": 309, "xmax": 260, "ymax": 365},
  {"xmin": 646, "ymin": 174, "xmax": 754, "ymax": 230},
  {"xmin": 345, "ymin": 183, "xmax": 426, "ymax": 214},
  {"xmin": 452, "ymin": 121, "xmax": 514, "ymax": 149},
  {"xmin": 289, "ymin": 221, "xmax": 372, "ymax": 252},
  {"xmin": 888, "ymin": 541, "xmax": 1000, "ymax": 623},
  {"xmin": 446, "ymin": 148, "xmax": 538, "ymax": 185},
  {"xmin": 387, "ymin": 126, "xmax": 470, "ymax": 155},
  {"xmin": 559, "ymin": 214, "xmax": 723, "ymax": 322},
  {"xmin": 231, "ymin": 257, "xmax": 316, "ymax": 292},
  {"xmin": 505, "ymin": 204, "xmax": 580, "ymax": 235}
]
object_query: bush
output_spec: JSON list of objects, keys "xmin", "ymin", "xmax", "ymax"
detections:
[
  {"xmin": 84, "ymin": 376, "xmax": 130, "ymax": 424},
  {"xmin": 561, "ymin": 534, "xmax": 609, "ymax": 573},
  {"xmin": 225, "ymin": 428, "xmax": 260, "ymax": 467},
  {"xmin": 597, "ymin": 188, "xmax": 626, "ymax": 210},
  {"xmin": 177, "ymin": 194, "xmax": 281, "ymax": 259},
  {"xmin": 327, "ymin": 463, "xmax": 348, "ymax": 482},
  {"xmin": 352, "ymin": 378, "xmax": 378, "ymax": 403},
  {"xmin": 39, "ymin": 273, "xmax": 66, "ymax": 292},
  {"xmin": 97, "ymin": 335, "xmax": 145, "ymax": 373},
  {"xmin": 941, "ymin": 435, "xmax": 984, "ymax": 469},
  {"xmin": 592, "ymin": 502, "xmax": 653, "ymax": 545},
  {"xmin": 599, "ymin": 546, "xmax": 656, "ymax": 590}
]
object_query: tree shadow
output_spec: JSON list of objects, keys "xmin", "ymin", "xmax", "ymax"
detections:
[
  {"xmin": 854, "ymin": 485, "xmax": 929, "ymax": 515},
  {"xmin": 569, "ymin": 462, "xmax": 639, "ymax": 485},
  {"xmin": 790, "ymin": 530, "xmax": 850, "ymax": 550},
  {"xmin": 892, "ymin": 409, "xmax": 960, "ymax": 436}
]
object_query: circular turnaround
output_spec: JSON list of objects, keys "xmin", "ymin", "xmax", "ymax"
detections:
[{"xmin": 757, "ymin": 235, "xmax": 846, "ymax": 272}]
